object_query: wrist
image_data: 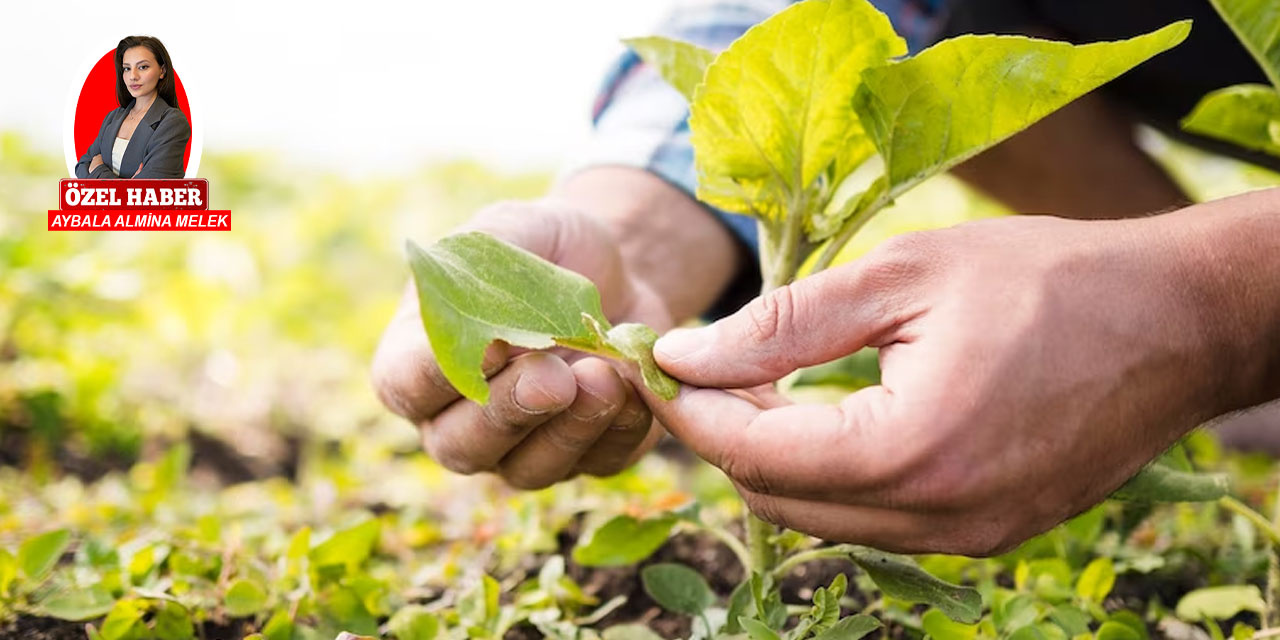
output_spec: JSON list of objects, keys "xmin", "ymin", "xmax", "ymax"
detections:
[
  {"xmin": 547, "ymin": 166, "xmax": 741, "ymax": 322},
  {"xmin": 1155, "ymin": 188, "xmax": 1280, "ymax": 414}
]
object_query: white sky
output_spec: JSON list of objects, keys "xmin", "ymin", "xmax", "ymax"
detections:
[{"xmin": 0, "ymin": 1, "xmax": 677, "ymax": 176}]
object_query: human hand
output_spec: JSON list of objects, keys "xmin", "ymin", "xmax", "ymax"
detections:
[
  {"xmin": 89, "ymin": 154, "xmax": 104, "ymax": 172},
  {"xmin": 645, "ymin": 214, "xmax": 1242, "ymax": 556},
  {"xmin": 372, "ymin": 201, "xmax": 674, "ymax": 489}
]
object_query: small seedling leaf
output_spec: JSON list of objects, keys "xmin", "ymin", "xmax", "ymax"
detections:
[
  {"xmin": 1095, "ymin": 621, "xmax": 1143, "ymax": 640},
  {"xmin": 921, "ymin": 609, "xmax": 979, "ymax": 640},
  {"xmin": 602, "ymin": 625, "xmax": 666, "ymax": 640},
  {"xmin": 35, "ymin": 584, "xmax": 116, "ymax": 621},
  {"xmin": 225, "ymin": 578, "xmax": 269, "ymax": 617},
  {"xmin": 739, "ymin": 617, "xmax": 783, "ymax": 640},
  {"xmin": 813, "ymin": 614, "xmax": 882, "ymax": 640},
  {"xmin": 573, "ymin": 514, "xmax": 677, "ymax": 567},
  {"xmin": 310, "ymin": 519, "xmax": 380, "ymax": 571},
  {"xmin": 1075, "ymin": 557, "xmax": 1116, "ymax": 603},
  {"xmin": 1175, "ymin": 585, "xmax": 1266, "ymax": 622},
  {"xmin": 387, "ymin": 605, "xmax": 440, "ymax": 640},
  {"xmin": 624, "ymin": 36, "xmax": 715, "ymax": 103},
  {"xmin": 18, "ymin": 529, "xmax": 70, "ymax": 582},
  {"xmin": 849, "ymin": 547, "xmax": 982, "ymax": 623},
  {"xmin": 641, "ymin": 563, "xmax": 714, "ymax": 616}
]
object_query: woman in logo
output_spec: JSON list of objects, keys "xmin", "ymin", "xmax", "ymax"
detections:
[{"xmin": 75, "ymin": 35, "xmax": 190, "ymax": 179}]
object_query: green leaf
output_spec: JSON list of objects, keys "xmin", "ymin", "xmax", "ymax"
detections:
[
  {"xmin": 407, "ymin": 233, "xmax": 677, "ymax": 403},
  {"xmin": 1182, "ymin": 84, "xmax": 1280, "ymax": 156},
  {"xmin": 262, "ymin": 611, "xmax": 296, "ymax": 640},
  {"xmin": 387, "ymin": 605, "xmax": 440, "ymax": 640},
  {"xmin": 688, "ymin": 0, "xmax": 905, "ymax": 224},
  {"xmin": 572, "ymin": 515, "xmax": 676, "ymax": 567},
  {"xmin": 0, "ymin": 548, "xmax": 15, "ymax": 597},
  {"xmin": 18, "ymin": 529, "xmax": 70, "ymax": 581},
  {"xmin": 921, "ymin": 609, "xmax": 979, "ymax": 640},
  {"xmin": 225, "ymin": 578, "xmax": 269, "ymax": 617},
  {"xmin": 792, "ymin": 348, "xmax": 880, "ymax": 389},
  {"xmin": 723, "ymin": 579, "xmax": 753, "ymax": 635},
  {"xmin": 1207, "ymin": 0, "xmax": 1280, "ymax": 88},
  {"xmin": 606, "ymin": 323, "xmax": 679, "ymax": 401},
  {"xmin": 1075, "ymin": 558, "xmax": 1115, "ymax": 602},
  {"xmin": 153, "ymin": 601, "xmax": 195, "ymax": 640},
  {"xmin": 812, "ymin": 614, "xmax": 882, "ymax": 640},
  {"xmin": 624, "ymin": 36, "xmax": 714, "ymax": 103},
  {"xmin": 854, "ymin": 21, "xmax": 1191, "ymax": 203},
  {"xmin": 1176, "ymin": 585, "xmax": 1266, "ymax": 621},
  {"xmin": 1108, "ymin": 611, "xmax": 1149, "ymax": 640},
  {"xmin": 1048, "ymin": 606, "xmax": 1091, "ymax": 637},
  {"xmin": 602, "ymin": 625, "xmax": 666, "ymax": 640},
  {"xmin": 848, "ymin": 547, "xmax": 981, "ymax": 623},
  {"xmin": 739, "ymin": 617, "xmax": 783, "ymax": 640},
  {"xmin": 1111, "ymin": 460, "xmax": 1230, "ymax": 502},
  {"xmin": 641, "ymin": 563, "xmax": 714, "ymax": 616},
  {"xmin": 1095, "ymin": 621, "xmax": 1142, "ymax": 640},
  {"xmin": 408, "ymin": 233, "xmax": 607, "ymax": 404},
  {"xmin": 36, "ymin": 584, "xmax": 116, "ymax": 621},
  {"xmin": 311, "ymin": 519, "xmax": 380, "ymax": 572},
  {"xmin": 100, "ymin": 599, "xmax": 147, "ymax": 640}
]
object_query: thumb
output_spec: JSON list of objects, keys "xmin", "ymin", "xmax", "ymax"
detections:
[{"xmin": 654, "ymin": 262, "xmax": 906, "ymax": 388}]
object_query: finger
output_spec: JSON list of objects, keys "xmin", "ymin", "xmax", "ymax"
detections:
[
  {"xmin": 638, "ymin": 375, "xmax": 908, "ymax": 503},
  {"xmin": 495, "ymin": 358, "xmax": 626, "ymax": 489},
  {"xmin": 734, "ymin": 486, "xmax": 1021, "ymax": 556},
  {"xmin": 574, "ymin": 374, "xmax": 657, "ymax": 477},
  {"xmin": 372, "ymin": 285, "xmax": 508, "ymax": 422},
  {"xmin": 654, "ymin": 242, "xmax": 929, "ymax": 388},
  {"xmin": 425, "ymin": 352, "xmax": 576, "ymax": 474}
]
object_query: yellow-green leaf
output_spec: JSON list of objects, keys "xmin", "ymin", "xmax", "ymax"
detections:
[
  {"xmin": 225, "ymin": 578, "xmax": 269, "ymax": 617},
  {"xmin": 624, "ymin": 36, "xmax": 714, "ymax": 103},
  {"xmin": 854, "ymin": 21, "xmax": 1191, "ymax": 202},
  {"xmin": 1075, "ymin": 558, "xmax": 1115, "ymax": 602},
  {"xmin": 311, "ymin": 519, "xmax": 380, "ymax": 572},
  {"xmin": 1182, "ymin": 84, "xmax": 1280, "ymax": 156},
  {"xmin": 1176, "ymin": 585, "xmax": 1266, "ymax": 621},
  {"xmin": 606, "ymin": 323, "xmax": 678, "ymax": 400},
  {"xmin": 408, "ymin": 233, "xmax": 607, "ymax": 404},
  {"xmin": 18, "ymin": 529, "xmax": 70, "ymax": 582},
  {"xmin": 689, "ymin": 0, "xmax": 905, "ymax": 222},
  {"xmin": 1207, "ymin": 0, "xmax": 1280, "ymax": 88},
  {"xmin": 573, "ymin": 514, "xmax": 676, "ymax": 567}
]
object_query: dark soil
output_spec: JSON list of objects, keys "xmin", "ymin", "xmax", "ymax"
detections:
[{"xmin": 0, "ymin": 616, "xmax": 86, "ymax": 640}]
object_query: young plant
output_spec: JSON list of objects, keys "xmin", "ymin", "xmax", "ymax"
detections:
[{"xmin": 407, "ymin": 0, "xmax": 1194, "ymax": 633}]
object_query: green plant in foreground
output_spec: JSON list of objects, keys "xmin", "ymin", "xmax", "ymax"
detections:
[{"xmin": 406, "ymin": 0, "xmax": 1223, "ymax": 635}]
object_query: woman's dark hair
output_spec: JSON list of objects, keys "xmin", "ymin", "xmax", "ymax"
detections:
[{"xmin": 115, "ymin": 35, "xmax": 179, "ymax": 111}]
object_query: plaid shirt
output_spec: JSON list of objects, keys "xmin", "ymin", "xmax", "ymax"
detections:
[{"xmin": 564, "ymin": 0, "xmax": 950, "ymax": 314}]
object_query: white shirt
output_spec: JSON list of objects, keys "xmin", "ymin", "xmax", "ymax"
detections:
[{"xmin": 111, "ymin": 137, "xmax": 129, "ymax": 174}]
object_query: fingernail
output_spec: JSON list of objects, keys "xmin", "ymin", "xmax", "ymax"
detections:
[
  {"xmin": 512, "ymin": 375, "xmax": 555, "ymax": 415},
  {"xmin": 567, "ymin": 384, "xmax": 615, "ymax": 422},
  {"xmin": 654, "ymin": 327, "xmax": 712, "ymax": 363}
]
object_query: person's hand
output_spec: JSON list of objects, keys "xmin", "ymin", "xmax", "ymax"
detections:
[
  {"xmin": 372, "ymin": 201, "xmax": 674, "ymax": 489},
  {"xmin": 89, "ymin": 154, "xmax": 103, "ymax": 173},
  {"xmin": 644, "ymin": 213, "xmax": 1248, "ymax": 556}
]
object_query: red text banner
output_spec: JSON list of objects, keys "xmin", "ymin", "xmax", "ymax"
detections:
[
  {"xmin": 59, "ymin": 179, "xmax": 209, "ymax": 210},
  {"xmin": 47, "ymin": 211, "xmax": 231, "ymax": 231}
]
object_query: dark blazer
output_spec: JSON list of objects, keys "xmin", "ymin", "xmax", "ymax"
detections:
[{"xmin": 74, "ymin": 96, "xmax": 190, "ymax": 179}]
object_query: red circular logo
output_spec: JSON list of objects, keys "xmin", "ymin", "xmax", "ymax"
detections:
[{"xmin": 73, "ymin": 50, "xmax": 193, "ymax": 174}]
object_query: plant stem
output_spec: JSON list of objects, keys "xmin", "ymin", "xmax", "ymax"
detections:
[
  {"xmin": 746, "ymin": 513, "xmax": 779, "ymax": 574},
  {"xmin": 1218, "ymin": 496, "xmax": 1280, "ymax": 546},
  {"xmin": 771, "ymin": 544, "xmax": 856, "ymax": 579},
  {"xmin": 1268, "ymin": 491, "xmax": 1280, "ymax": 629},
  {"xmin": 811, "ymin": 194, "xmax": 886, "ymax": 273},
  {"xmin": 702, "ymin": 523, "xmax": 753, "ymax": 573}
]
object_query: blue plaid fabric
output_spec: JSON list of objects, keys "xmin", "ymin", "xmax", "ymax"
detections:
[{"xmin": 567, "ymin": 0, "xmax": 951, "ymax": 263}]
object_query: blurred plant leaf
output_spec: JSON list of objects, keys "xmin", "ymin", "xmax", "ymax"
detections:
[
  {"xmin": 1075, "ymin": 558, "xmax": 1116, "ymax": 602},
  {"xmin": 921, "ymin": 609, "xmax": 978, "ymax": 640},
  {"xmin": 792, "ymin": 348, "xmax": 880, "ymax": 389},
  {"xmin": 602, "ymin": 625, "xmax": 666, "ymax": 640},
  {"xmin": 1206, "ymin": 0, "xmax": 1280, "ymax": 87},
  {"xmin": 1111, "ymin": 459, "xmax": 1230, "ymax": 502},
  {"xmin": 18, "ymin": 529, "xmax": 70, "ymax": 581},
  {"xmin": 1176, "ymin": 585, "xmax": 1266, "ymax": 621},
  {"xmin": 641, "ymin": 563, "xmax": 714, "ymax": 616},
  {"xmin": 311, "ymin": 520, "xmax": 380, "ymax": 572},
  {"xmin": 1182, "ymin": 84, "xmax": 1280, "ymax": 156},
  {"xmin": 35, "ymin": 584, "xmax": 116, "ymax": 620},
  {"xmin": 225, "ymin": 577, "xmax": 269, "ymax": 617},
  {"xmin": 572, "ymin": 514, "xmax": 676, "ymax": 567},
  {"xmin": 812, "ymin": 614, "xmax": 881, "ymax": 640},
  {"xmin": 387, "ymin": 605, "xmax": 440, "ymax": 640}
]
